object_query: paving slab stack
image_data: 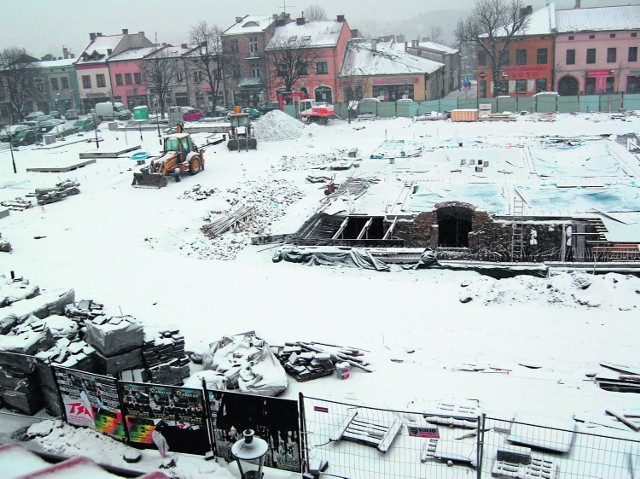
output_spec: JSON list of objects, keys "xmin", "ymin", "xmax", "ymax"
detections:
[
  {"xmin": 141, "ymin": 330, "xmax": 191, "ymax": 385},
  {"xmin": 84, "ymin": 315, "xmax": 145, "ymax": 375}
]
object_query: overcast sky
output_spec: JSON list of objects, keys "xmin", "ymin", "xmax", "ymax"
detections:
[{"xmin": 3, "ymin": 0, "xmax": 637, "ymax": 59}]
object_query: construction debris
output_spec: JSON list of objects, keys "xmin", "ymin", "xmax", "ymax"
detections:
[
  {"xmin": 276, "ymin": 341, "xmax": 372, "ymax": 382},
  {"xmin": 142, "ymin": 329, "xmax": 190, "ymax": 385},
  {"xmin": 0, "ymin": 197, "xmax": 32, "ymax": 211},
  {"xmin": 33, "ymin": 180, "xmax": 80, "ymax": 205},
  {"xmin": 201, "ymin": 204, "xmax": 254, "ymax": 238}
]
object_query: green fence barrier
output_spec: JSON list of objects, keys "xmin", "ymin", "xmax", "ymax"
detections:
[
  {"xmin": 283, "ymin": 104, "xmax": 297, "ymax": 118},
  {"xmin": 495, "ymin": 97, "xmax": 517, "ymax": 112},
  {"xmin": 378, "ymin": 102, "xmax": 397, "ymax": 117},
  {"xmin": 623, "ymin": 94, "xmax": 640, "ymax": 110},
  {"xmin": 580, "ymin": 96, "xmax": 600, "ymax": 113},
  {"xmin": 600, "ymin": 94, "xmax": 623, "ymax": 113},
  {"xmin": 557, "ymin": 96, "xmax": 579, "ymax": 113}
]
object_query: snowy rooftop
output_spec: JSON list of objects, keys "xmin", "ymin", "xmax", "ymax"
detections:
[
  {"xmin": 222, "ymin": 15, "xmax": 275, "ymax": 36},
  {"xmin": 392, "ymin": 40, "xmax": 459, "ymax": 55},
  {"xmin": 485, "ymin": 3, "xmax": 556, "ymax": 38},
  {"xmin": 146, "ymin": 44, "xmax": 192, "ymax": 59},
  {"xmin": 341, "ymin": 42, "xmax": 444, "ymax": 77},
  {"xmin": 38, "ymin": 58, "xmax": 76, "ymax": 68},
  {"xmin": 108, "ymin": 46, "xmax": 160, "ymax": 62},
  {"xmin": 267, "ymin": 19, "xmax": 346, "ymax": 50},
  {"xmin": 77, "ymin": 34, "xmax": 124, "ymax": 64},
  {"xmin": 556, "ymin": 4, "xmax": 640, "ymax": 32}
]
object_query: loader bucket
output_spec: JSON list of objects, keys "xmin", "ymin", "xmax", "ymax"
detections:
[
  {"xmin": 132, "ymin": 171, "xmax": 168, "ymax": 188},
  {"xmin": 227, "ymin": 139, "xmax": 240, "ymax": 151}
]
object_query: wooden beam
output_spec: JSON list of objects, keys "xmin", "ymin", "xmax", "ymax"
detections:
[
  {"xmin": 382, "ymin": 217, "xmax": 398, "ymax": 240},
  {"xmin": 356, "ymin": 218, "xmax": 373, "ymax": 240},
  {"xmin": 331, "ymin": 409, "xmax": 358, "ymax": 442},
  {"xmin": 331, "ymin": 217, "xmax": 349, "ymax": 239}
]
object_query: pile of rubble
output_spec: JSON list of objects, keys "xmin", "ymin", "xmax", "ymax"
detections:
[{"xmin": 253, "ymin": 110, "xmax": 305, "ymax": 142}]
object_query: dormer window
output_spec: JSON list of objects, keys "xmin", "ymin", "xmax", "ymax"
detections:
[
  {"xmin": 243, "ymin": 21, "xmax": 259, "ymax": 28},
  {"xmin": 107, "ymin": 49, "xmax": 112, "ymax": 55}
]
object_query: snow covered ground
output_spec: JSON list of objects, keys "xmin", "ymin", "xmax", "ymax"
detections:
[{"xmin": 1, "ymin": 111, "xmax": 640, "ymax": 477}]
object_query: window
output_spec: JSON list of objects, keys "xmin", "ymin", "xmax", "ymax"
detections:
[
  {"xmin": 628, "ymin": 76, "xmax": 640, "ymax": 93},
  {"xmin": 249, "ymin": 36, "xmax": 258, "ymax": 54},
  {"xmin": 299, "ymin": 63, "xmax": 308, "ymax": 75},
  {"xmin": 566, "ymin": 49, "xmax": 576, "ymax": 65},
  {"xmin": 177, "ymin": 71, "xmax": 184, "ymax": 82},
  {"xmin": 50, "ymin": 78, "xmax": 59, "ymax": 90},
  {"xmin": 516, "ymin": 49, "xmax": 527, "ymax": 65},
  {"xmin": 535, "ymin": 78, "xmax": 547, "ymax": 93},
  {"xmin": 537, "ymin": 48, "xmax": 548, "ymax": 65},
  {"xmin": 495, "ymin": 80, "xmax": 508, "ymax": 96},
  {"xmin": 633, "ymin": 33, "xmax": 638, "ymax": 38},
  {"xmin": 316, "ymin": 61, "xmax": 328, "ymax": 74},
  {"xmin": 134, "ymin": 72, "xmax": 142, "ymax": 84},
  {"xmin": 82, "ymin": 75, "xmax": 91, "ymax": 89},
  {"xmin": 193, "ymin": 71, "xmax": 203, "ymax": 83},
  {"xmin": 96, "ymin": 74, "xmax": 106, "ymax": 88},
  {"xmin": 276, "ymin": 63, "xmax": 287, "ymax": 76},
  {"xmin": 606, "ymin": 76, "xmax": 615, "ymax": 94},
  {"xmin": 610, "ymin": 33, "xmax": 616, "ymax": 38},
  {"xmin": 515, "ymin": 79, "xmax": 526, "ymax": 94},
  {"xmin": 232, "ymin": 65, "xmax": 240, "ymax": 78},
  {"xmin": 568, "ymin": 35, "xmax": 574, "ymax": 40},
  {"xmin": 585, "ymin": 77, "xmax": 596, "ymax": 95},
  {"xmin": 251, "ymin": 67, "xmax": 260, "ymax": 78},
  {"xmin": 115, "ymin": 74, "xmax": 123, "ymax": 86},
  {"xmin": 61, "ymin": 77, "xmax": 69, "ymax": 89},
  {"xmin": 586, "ymin": 48, "xmax": 596, "ymax": 64},
  {"xmin": 607, "ymin": 48, "xmax": 617, "ymax": 63},
  {"xmin": 630, "ymin": 47, "xmax": 638, "ymax": 62},
  {"xmin": 230, "ymin": 39, "xmax": 239, "ymax": 52},
  {"xmin": 124, "ymin": 73, "xmax": 132, "ymax": 85},
  {"xmin": 589, "ymin": 34, "xmax": 595, "ymax": 39},
  {"xmin": 478, "ymin": 51, "xmax": 487, "ymax": 66},
  {"xmin": 500, "ymin": 50, "xmax": 510, "ymax": 66}
]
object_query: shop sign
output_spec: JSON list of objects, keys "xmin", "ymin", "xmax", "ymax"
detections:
[
  {"xmin": 587, "ymin": 69, "xmax": 611, "ymax": 77},
  {"xmin": 478, "ymin": 72, "xmax": 487, "ymax": 79},
  {"xmin": 630, "ymin": 69, "xmax": 640, "ymax": 75},
  {"xmin": 375, "ymin": 76, "xmax": 419, "ymax": 85}
]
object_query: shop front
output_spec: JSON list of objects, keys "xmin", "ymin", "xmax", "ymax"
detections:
[
  {"xmin": 627, "ymin": 69, "xmax": 640, "ymax": 94},
  {"xmin": 371, "ymin": 76, "xmax": 419, "ymax": 101},
  {"xmin": 586, "ymin": 70, "xmax": 615, "ymax": 95}
]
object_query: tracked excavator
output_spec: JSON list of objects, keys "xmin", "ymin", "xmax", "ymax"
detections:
[{"xmin": 132, "ymin": 124, "xmax": 205, "ymax": 188}]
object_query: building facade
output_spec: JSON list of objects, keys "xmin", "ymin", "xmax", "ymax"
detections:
[
  {"xmin": 402, "ymin": 40, "xmax": 461, "ymax": 96},
  {"xmin": 38, "ymin": 55, "xmax": 80, "ymax": 114},
  {"xmin": 555, "ymin": 5, "xmax": 640, "ymax": 95},
  {"xmin": 108, "ymin": 46, "xmax": 159, "ymax": 109}
]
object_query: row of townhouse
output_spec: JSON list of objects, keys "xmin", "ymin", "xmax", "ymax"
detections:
[
  {"xmin": 1, "ymin": 13, "xmax": 461, "ymax": 123},
  {"xmin": 477, "ymin": 2, "xmax": 640, "ymax": 98}
]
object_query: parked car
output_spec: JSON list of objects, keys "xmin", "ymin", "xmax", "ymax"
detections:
[
  {"xmin": 25, "ymin": 111, "xmax": 45, "ymax": 121},
  {"xmin": 0, "ymin": 124, "xmax": 31, "ymax": 142},
  {"xmin": 12, "ymin": 128, "xmax": 41, "ymax": 146},
  {"xmin": 49, "ymin": 110, "xmax": 62, "ymax": 119},
  {"xmin": 19, "ymin": 120, "xmax": 39, "ymax": 128},
  {"xmin": 182, "ymin": 108, "xmax": 204, "ymax": 122},
  {"xmin": 65, "ymin": 109, "xmax": 79, "ymax": 120},
  {"xmin": 95, "ymin": 101, "xmax": 132, "ymax": 120},
  {"xmin": 34, "ymin": 114, "xmax": 53, "ymax": 123},
  {"xmin": 48, "ymin": 123, "xmax": 78, "ymax": 138},
  {"xmin": 206, "ymin": 106, "xmax": 227, "ymax": 117},
  {"xmin": 38, "ymin": 119, "xmax": 64, "ymax": 134},
  {"xmin": 73, "ymin": 117, "xmax": 98, "ymax": 132}
]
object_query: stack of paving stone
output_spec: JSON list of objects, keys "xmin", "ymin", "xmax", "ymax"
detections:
[
  {"xmin": 34, "ymin": 180, "xmax": 80, "ymax": 206},
  {"xmin": 0, "ymin": 318, "xmax": 56, "ymax": 414},
  {"xmin": 34, "ymin": 337, "xmax": 97, "ymax": 416},
  {"xmin": 142, "ymin": 330, "xmax": 191, "ymax": 385},
  {"xmin": 84, "ymin": 315, "xmax": 145, "ymax": 375}
]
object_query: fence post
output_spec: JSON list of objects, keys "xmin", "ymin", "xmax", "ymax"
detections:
[
  {"xmin": 299, "ymin": 392, "xmax": 309, "ymax": 474},
  {"xmin": 476, "ymin": 413, "xmax": 485, "ymax": 479}
]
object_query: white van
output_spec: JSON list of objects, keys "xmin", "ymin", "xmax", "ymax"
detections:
[{"xmin": 94, "ymin": 102, "xmax": 132, "ymax": 120}]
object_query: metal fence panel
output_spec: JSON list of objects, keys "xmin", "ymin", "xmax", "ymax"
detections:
[
  {"xmin": 458, "ymin": 99, "xmax": 480, "ymax": 110},
  {"xmin": 535, "ymin": 96, "xmax": 558, "ymax": 113},
  {"xmin": 283, "ymin": 104, "xmax": 297, "ymax": 118},
  {"xmin": 580, "ymin": 95, "xmax": 601, "ymax": 113},
  {"xmin": 600, "ymin": 93, "xmax": 623, "ymax": 113},
  {"xmin": 558, "ymin": 96, "xmax": 580, "ymax": 113},
  {"xmin": 495, "ymin": 97, "xmax": 517, "ymax": 113},
  {"xmin": 623, "ymin": 93, "xmax": 640, "ymax": 110},
  {"xmin": 378, "ymin": 102, "xmax": 398, "ymax": 117},
  {"xmin": 516, "ymin": 97, "xmax": 535, "ymax": 113},
  {"xmin": 417, "ymin": 100, "xmax": 442, "ymax": 115}
]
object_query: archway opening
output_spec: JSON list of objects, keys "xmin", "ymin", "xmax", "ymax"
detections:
[
  {"xmin": 558, "ymin": 76, "xmax": 579, "ymax": 96},
  {"xmin": 437, "ymin": 206, "xmax": 473, "ymax": 247}
]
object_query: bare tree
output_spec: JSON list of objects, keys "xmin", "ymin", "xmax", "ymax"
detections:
[
  {"xmin": 305, "ymin": 4, "xmax": 327, "ymax": 21},
  {"xmin": 430, "ymin": 26, "xmax": 444, "ymax": 44},
  {"xmin": 189, "ymin": 21, "xmax": 225, "ymax": 108},
  {"xmin": 0, "ymin": 47, "xmax": 43, "ymax": 121},
  {"xmin": 143, "ymin": 49, "xmax": 180, "ymax": 118},
  {"xmin": 455, "ymin": 0, "xmax": 530, "ymax": 97},
  {"xmin": 268, "ymin": 36, "xmax": 322, "ymax": 93}
]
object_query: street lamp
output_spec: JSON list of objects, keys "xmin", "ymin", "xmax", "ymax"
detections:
[{"xmin": 231, "ymin": 429, "xmax": 268, "ymax": 479}]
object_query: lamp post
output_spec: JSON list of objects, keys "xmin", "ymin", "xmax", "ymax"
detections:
[
  {"xmin": 231, "ymin": 429, "xmax": 268, "ymax": 479},
  {"xmin": 155, "ymin": 95, "xmax": 162, "ymax": 145},
  {"xmin": 4, "ymin": 125, "xmax": 18, "ymax": 174}
]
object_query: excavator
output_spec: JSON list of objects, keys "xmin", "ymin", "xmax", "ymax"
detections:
[
  {"xmin": 227, "ymin": 106, "xmax": 257, "ymax": 151},
  {"xmin": 132, "ymin": 124, "xmax": 205, "ymax": 188}
]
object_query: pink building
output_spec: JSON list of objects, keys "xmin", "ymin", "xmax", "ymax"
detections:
[
  {"xmin": 265, "ymin": 15, "xmax": 353, "ymax": 103},
  {"xmin": 555, "ymin": 5, "xmax": 640, "ymax": 95},
  {"xmin": 108, "ymin": 46, "xmax": 161, "ymax": 108}
]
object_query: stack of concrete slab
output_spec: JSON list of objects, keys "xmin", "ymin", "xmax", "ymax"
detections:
[
  {"xmin": 142, "ymin": 330, "xmax": 190, "ymax": 385},
  {"xmin": 84, "ymin": 315, "xmax": 145, "ymax": 375}
]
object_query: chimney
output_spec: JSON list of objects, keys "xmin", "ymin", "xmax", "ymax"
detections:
[
  {"xmin": 276, "ymin": 19, "xmax": 286, "ymax": 27},
  {"xmin": 520, "ymin": 5, "xmax": 533, "ymax": 16},
  {"xmin": 236, "ymin": 16, "xmax": 243, "ymax": 23},
  {"xmin": 70, "ymin": 53, "xmax": 75, "ymax": 58},
  {"xmin": 296, "ymin": 17, "xmax": 305, "ymax": 25},
  {"xmin": 371, "ymin": 39, "xmax": 377, "ymax": 51},
  {"xmin": 574, "ymin": 0, "xmax": 581, "ymax": 7},
  {"xmin": 122, "ymin": 28, "xmax": 128, "ymax": 35},
  {"xmin": 63, "ymin": 47, "xmax": 70, "ymax": 59},
  {"xmin": 337, "ymin": 14, "xmax": 345, "ymax": 22},
  {"xmin": 273, "ymin": 13, "xmax": 277, "ymax": 19},
  {"xmin": 397, "ymin": 34, "xmax": 405, "ymax": 43},
  {"xmin": 89, "ymin": 33, "xmax": 96, "ymax": 41},
  {"xmin": 181, "ymin": 43, "xmax": 188, "ymax": 49},
  {"xmin": 97, "ymin": 32, "xmax": 103, "ymax": 37}
]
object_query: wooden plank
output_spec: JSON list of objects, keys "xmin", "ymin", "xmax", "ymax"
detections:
[
  {"xmin": 356, "ymin": 218, "xmax": 373, "ymax": 240},
  {"xmin": 378, "ymin": 416, "xmax": 402, "ymax": 453},
  {"xmin": 331, "ymin": 217, "xmax": 349, "ymax": 240},
  {"xmin": 330, "ymin": 409, "xmax": 358, "ymax": 442},
  {"xmin": 605, "ymin": 410, "xmax": 640, "ymax": 432},
  {"xmin": 343, "ymin": 431, "xmax": 381, "ymax": 446},
  {"xmin": 382, "ymin": 217, "xmax": 397, "ymax": 240}
]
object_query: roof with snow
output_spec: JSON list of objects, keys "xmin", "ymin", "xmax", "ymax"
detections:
[
  {"xmin": 556, "ymin": 5, "xmax": 640, "ymax": 32},
  {"xmin": 341, "ymin": 41, "xmax": 444, "ymax": 77},
  {"xmin": 484, "ymin": 3, "xmax": 556, "ymax": 38},
  {"xmin": 146, "ymin": 45, "xmax": 192, "ymax": 59},
  {"xmin": 38, "ymin": 58, "xmax": 76, "ymax": 68},
  {"xmin": 393, "ymin": 41, "xmax": 458, "ymax": 55},
  {"xmin": 267, "ymin": 20, "xmax": 346, "ymax": 50},
  {"xmin": 223, "ymin": 15, "xmax": 276, "ymax": 36},
  {"xmin": 77, "ymin": 34, "xmax": 124, "ymax": 64},
  {"xmin": 108, "ymin": 46, "xmax": 160, "ymax": 62}
]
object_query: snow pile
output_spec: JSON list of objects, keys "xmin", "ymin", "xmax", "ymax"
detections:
[
  {"xmin": 253, "ymin": 110, "xmax": 305, "ymax": 141},
  {"xmin": 459, "ymin": 272, "xmax": 640, "ymax": 309}
]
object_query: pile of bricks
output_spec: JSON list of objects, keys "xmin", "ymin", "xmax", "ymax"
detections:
[{"xmin": 142, "ymin": 330, "xmax": 191, "ymax": 385}]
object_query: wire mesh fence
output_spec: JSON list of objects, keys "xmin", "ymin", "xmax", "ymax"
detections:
[{"xmin": 302, "ymin": 395, "xmax": 639, "ymax": 479}]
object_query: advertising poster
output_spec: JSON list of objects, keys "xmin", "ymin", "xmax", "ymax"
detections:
[
  {"xmin": 53, "ymin": 366, "xmax": 126, "ymax": 440},
  {"xmin": 207, "ymin": 390, "xmax": 302, "ymax": 473},
  {"xmin": 120, "ymin": 382, "xmax": 209, "ymax": 455}
]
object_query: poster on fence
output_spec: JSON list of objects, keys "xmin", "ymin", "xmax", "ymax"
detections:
[
  {"xmin": 120, "ymin": 382, "xmax": 209, "ymax": 455},
  {"xmin": 53, "ymin": 366, "xmax": 126, "ymax": 440},
  {"xmin": 207, "ymin": 389, "xmax": 302, "ymax": 472}
]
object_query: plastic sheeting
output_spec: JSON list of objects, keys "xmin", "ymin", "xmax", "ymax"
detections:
[
  {"xmin": 201, "ymin": 332, "xmax": 287, "ymax": 397},
  {"xmin": 273, "ymin": 247, "xmax": 391, "ymax": 271}
]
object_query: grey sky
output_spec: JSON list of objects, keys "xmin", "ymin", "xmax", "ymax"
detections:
[{"xmin": 3, "ymin": 0, "xmax": 637, "ymax": 58}]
